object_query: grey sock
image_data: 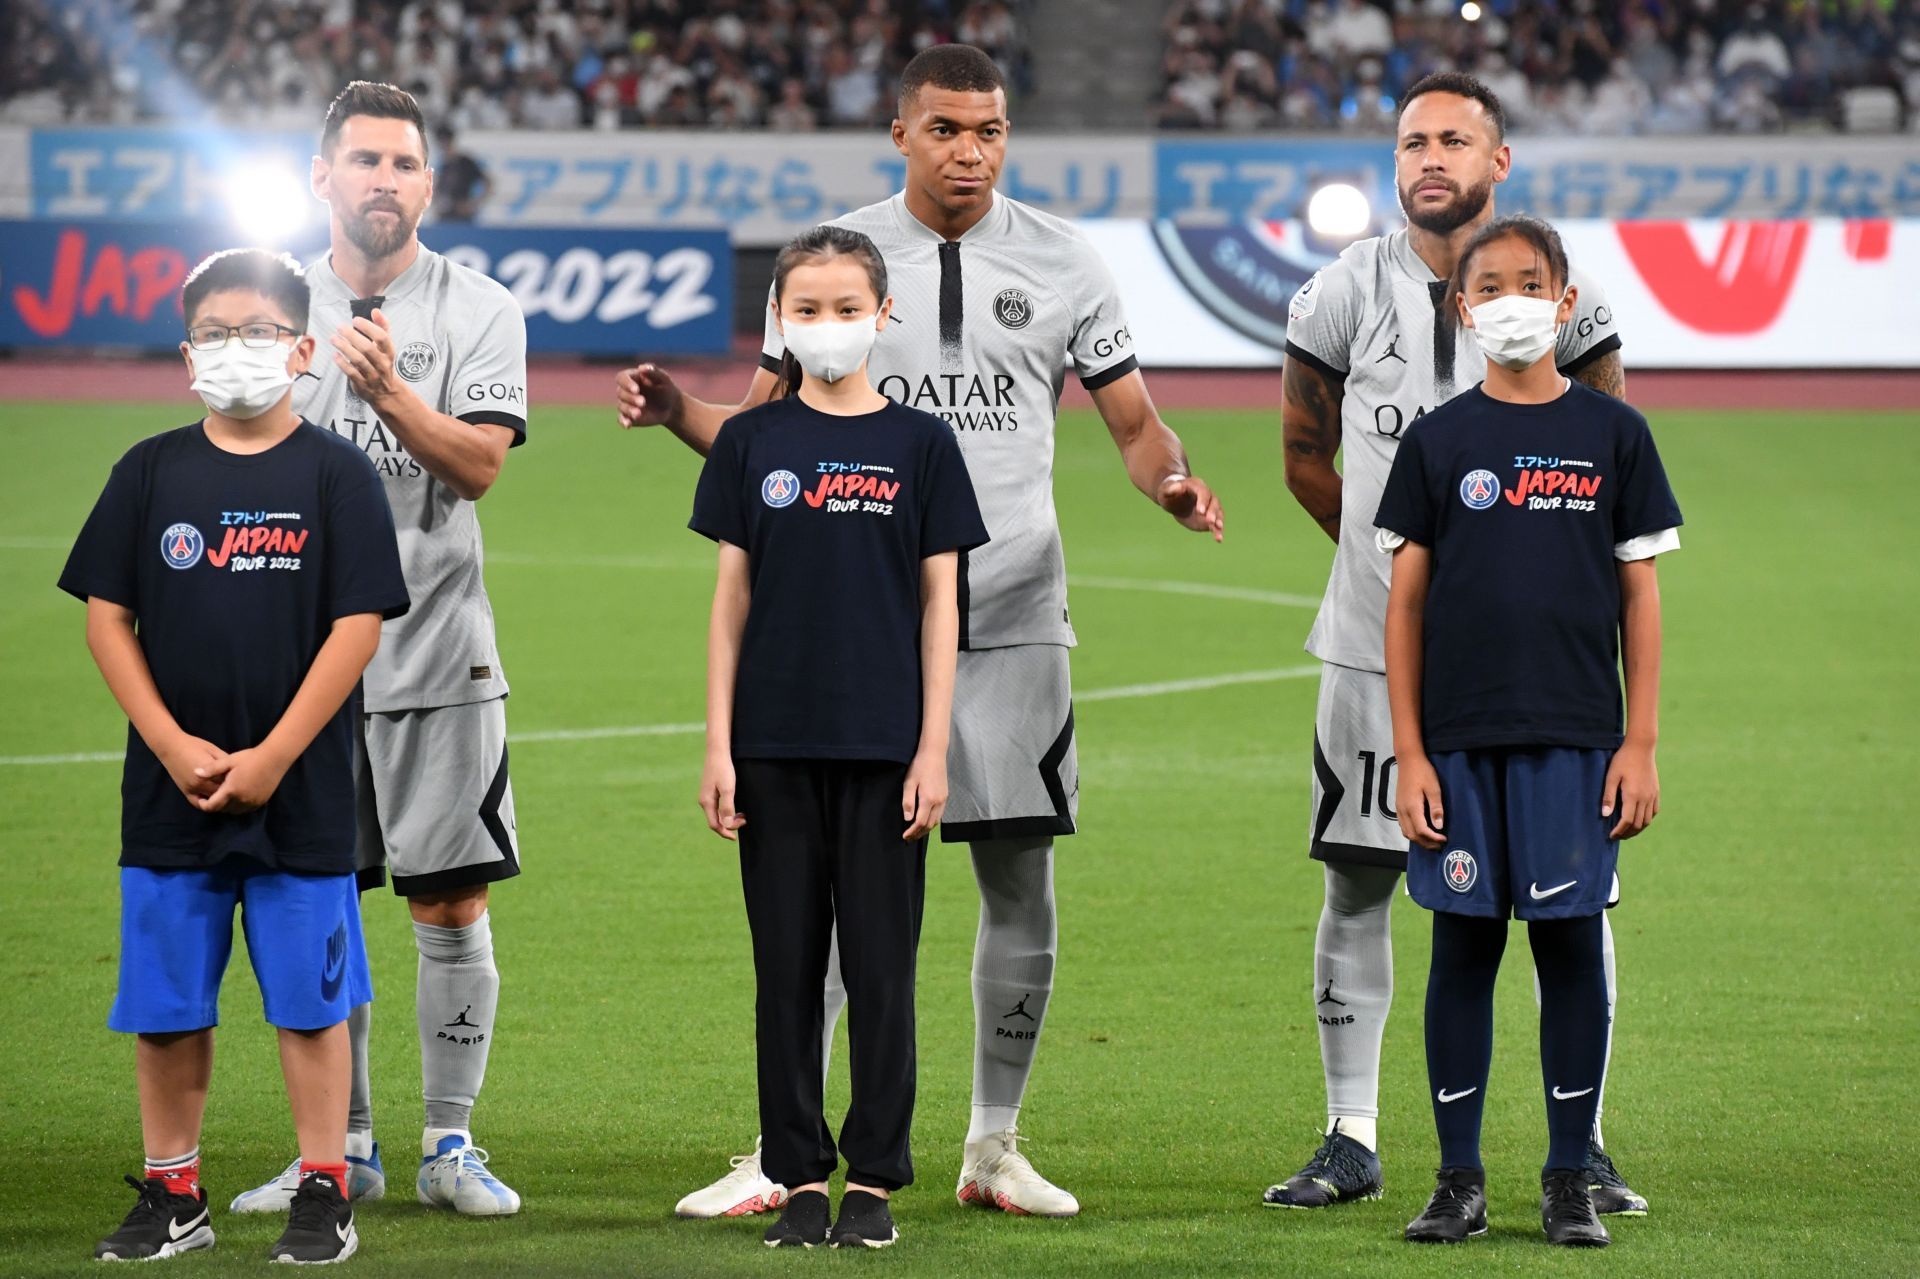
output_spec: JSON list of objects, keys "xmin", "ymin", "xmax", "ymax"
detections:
[
  {"xmin": 969, "ymin": 838, "xmax": 1057, "ymax": 1137},
  {"xmin": 415, "ymin": 911, "xmax": 498, "ymax": 1132},
  {"xmin": 348, "ymin": 1002, "xmax": 373, "ymax": 1135},
  {"xmin": 1313, "ymin": 862, "xmax": 1399, "ymax": 1120},
  {"xmin": 822, "ymin": 923, "xmax": 847, "ymax": 1084}
]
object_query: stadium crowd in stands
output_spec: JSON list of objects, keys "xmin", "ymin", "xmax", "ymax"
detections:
[
  {"xmin": 1160, "ymin": 0, "xmax": 1920, "ymax": 133},
  {"xmin": 0, "ymin": 0, "xmax": 1029, "ymax": 130}
]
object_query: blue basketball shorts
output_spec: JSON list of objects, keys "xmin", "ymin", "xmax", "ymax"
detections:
[
  {"xmin": 110, "ymin": 865, "xmax": 372, "ymax": 1033},
  {"xmin": 1406, "ymin": 747, "xmax": 1620, "ymax": 921}
]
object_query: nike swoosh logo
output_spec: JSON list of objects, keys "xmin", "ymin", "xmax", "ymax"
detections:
[
  {"xmin": 1529, "ymin": 879, "xmax": 1578, "ymax": 900},
  {"xmin": 1552, "ymin": 1086, "xmax": 1595, "ymax": 1101},
  {"xmin": 336, "ymin": 1221, "xmax": 352, "ymax": 1242},
  {"xmin": 169, "ymin": 1209, "xmax": 208, "ymax": 1240},
  {"xmin": 1436, "ymin": 1087, "xmax": 1478, "ymax": 1103}
]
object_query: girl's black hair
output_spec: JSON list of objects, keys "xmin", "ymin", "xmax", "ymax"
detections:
[
  {"xmin": 769, "ymin": 225, "xmax": 888, "ymax": 399},
  {"xmin": 1449, "ymin": 214, "xmax": 1571, "ymax": 311}
]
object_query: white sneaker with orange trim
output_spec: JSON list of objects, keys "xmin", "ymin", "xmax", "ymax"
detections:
[
  {"xmin": 673, "ymin": 1138, "xmax": 789, "ymax": 1219},
  {"xmin": 955, "ymin": 1127, "xmax": 1080, "ymax": 1218}
]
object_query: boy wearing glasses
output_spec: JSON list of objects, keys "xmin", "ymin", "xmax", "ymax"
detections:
[{"xmin": 62, "ymin": 248, "xmax": 409, "ymax": 1265}]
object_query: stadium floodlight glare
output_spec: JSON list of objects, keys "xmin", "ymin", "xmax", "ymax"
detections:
[
  {"xmin": 1306, "ymin": 182, "xmax": 1372, "ymax": 240},
  {"xmin": 1461, "ymin": 1, "xmax": 1483, "ymax": 20},
  {"xmin": 224, "ymin": 168, "xmax": 311, "ymax": 246}
]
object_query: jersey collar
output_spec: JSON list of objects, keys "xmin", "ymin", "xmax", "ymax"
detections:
[
  {"xmin": 316, "ymin": 242, "xmax": 436, "ymax": 303},
  {"xmin": 1389, "ymin": 229, "xmax": 1444, "ymax": 284},
  {"xmin": 889, "ymin": 190, "xmax": 1008, "ymax": 244}
]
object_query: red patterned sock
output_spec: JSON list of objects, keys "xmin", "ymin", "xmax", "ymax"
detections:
[{"xmin": 145, "ymin": 1150, "xmax": 200, "ymax": 1199}]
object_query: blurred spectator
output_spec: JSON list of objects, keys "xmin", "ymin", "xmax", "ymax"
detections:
[{"xmin": 430, "ymin": 125, "xmax": 490, "ymax": 221}]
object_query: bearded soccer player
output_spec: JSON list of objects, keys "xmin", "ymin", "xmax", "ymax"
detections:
[
  {"xmin": 617, "ymin": 44, "xmax": 1223, "ymax": 1220},
  {"xmin": 230, "ymin": 81, "xmax": 528, "ymax": 1218},
  {"xmin": 1265, "ymin": 71, "xmax": 1646, "ymax": 1217}
]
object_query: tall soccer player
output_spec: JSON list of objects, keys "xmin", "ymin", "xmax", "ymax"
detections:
[
  {"xmin": 1265, "ymin": 72, "xmax": 1646, "ymax": 1216},
  {"xmin": 231, "ymin": 81, "xmax": 528, "ymax": 1218},
  {"xmin": 617, "ymin": 45, "xmax": 1224, "ymax": 1220}
]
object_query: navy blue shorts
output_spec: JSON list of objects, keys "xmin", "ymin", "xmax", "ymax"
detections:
[
  {"xmin": 1407, "ymin": 747, "xmax": 1619, "ymax": 921},
  {"xmin": 110, "ymin": 866, "xmax": 373, "ymax": 1034}
]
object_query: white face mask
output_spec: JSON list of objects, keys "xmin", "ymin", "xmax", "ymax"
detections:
[
  {"xmin": 1467, "ymin": 294, "xmax": 1563, "ymax": 371},
  {"xmin": 190, "ymin": 340, "xmax": 297, "ymax": 419},
  {"xmin": 781, "ymin": 315, "xmax": 879, "ymax": 384}
]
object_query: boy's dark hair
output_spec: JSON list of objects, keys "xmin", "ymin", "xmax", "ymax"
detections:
[
  {"xmin": 1449, "ymin": 215, "xmax": 1570, "ymax": 307},
  {"xmin": 769, "ymin": 225, "xmax": 889, "ymax": 400},
  {"xmin": 898, "ymin": 44, "xmax": 1006, "ymax": 118},
  {"xmin": 322, "ymin": 81, "xmax": 429, "ymax": 159},
  {"xmin": 182, "ymin": 249, "xmax": 311, "ymax": 330},
  {"xmin": 1397, "ymin": 71, "xmax": 1506, "ymax": 143}
]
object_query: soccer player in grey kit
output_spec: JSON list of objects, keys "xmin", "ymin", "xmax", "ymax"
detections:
[
  {"xmin": 617, "ymin": 45, "xmax": 1224, "ymax": 1219},
  {"xmin": 1266, "ymin": 72, "xmax": 1647, "ymax": 1217},
  {"xmin": 230, "ymin": 82, "xmax": 527, "ymax": 1218}
]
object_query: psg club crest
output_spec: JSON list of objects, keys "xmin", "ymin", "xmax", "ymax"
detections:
[
  {"xmin": 160, "ymin": 522, "xmax": 204, "ymax": 570},
  {"xmin": 761, "ymin": 470, "xmax": 800, "ymax": 508},
  {"xmin": 396, "ymin": 341, "xmax": 437, "ymax": 382},
  {"xmin": 993, "ymin": 288, "xmax": 1034, "ymax": 330},
  {"xmin": 1443, "ymin": 849, "xmax": 1479, "ymax": 893},
  {"xmin": 1459, "ymin": 469, "xmax": 1500, "ymax": 510}
]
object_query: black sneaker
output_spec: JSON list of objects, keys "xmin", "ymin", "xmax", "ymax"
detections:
[
  {"xmin": 1262, "ymin": 1124, "xmax": 1383, "ymax": 1209},
  {"xmin": 762, "ymin": 1189, "xmax": 830, "ymax": 1248},
  {"xmin": 268, "ymin": 1172, "xmax": 358, "ymax": 1264},
  {"xmin": 1405, "ymin": 1167, "xmax": 1488, "ymax": 1244},
  {"xmin": 1542, "ymin": 1167, "xmax": 1611, "ymax": 1248},
  {"xmin": 95, "ymin": 1175, "xmax": 214, "ymax": 1261},
  {"xmin": 829, "ymin": 1190, "xmax": 898, "ymax": 1249},
  {"xmin": 1585, "ymin": 1139, "xmax": 1649, "ymax": 1216}
]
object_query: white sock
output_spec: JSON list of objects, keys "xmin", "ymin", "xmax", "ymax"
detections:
[
  {"xmin": 967, "ymin": 1104, "xmax": 1020, "ymax": 1144},
  {"xmin": 422, "ymin": 1126, "xmax": 471, "ymax": 1158},
  {"xmin": 1330, "ymin": 1115, "xmax": 1377, "ymax": 1152},
  {"xmin": 345, "ymin": 1130, "xmax": 374, "ymax": 1161}
]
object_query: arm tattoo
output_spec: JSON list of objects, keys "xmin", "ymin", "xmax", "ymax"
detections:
[
  {"xmin": 1282, "ymin": 357, "xmax": 1344, "ymax": 538},
  {"xmin": 1570, "ymin": 349, "xmax": 1626, "ymax": 400}
]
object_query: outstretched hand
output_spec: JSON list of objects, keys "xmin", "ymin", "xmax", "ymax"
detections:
[
  {"xmin": 1159, "ymin": 475, "xmax": 1224, "ymax": 542},
  {"xmin": 616, "ymin": 362, "xmax": 685, "ymax": 430}
]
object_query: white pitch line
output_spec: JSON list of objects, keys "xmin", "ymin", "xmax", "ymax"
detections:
[
  {"xmin": 1067, "ymin": 575, "xmax": 1320, "ymax": 609},
  {"xmin": 0, "ymin": 666, "xmax": 1319, "ymax": 767}
]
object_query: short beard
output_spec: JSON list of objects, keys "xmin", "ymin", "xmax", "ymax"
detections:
[
  {"xmin": 1400, "ymin": 172, "xmax": 1494, "ymax": 235},
  {"xmin": 343, "ymin": 207, "xmax": 415, "ymax": 261}
]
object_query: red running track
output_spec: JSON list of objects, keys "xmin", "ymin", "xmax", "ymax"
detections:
[{"xmin": 1, "ymin": 355, "xmax": 1913, "ymax": 412}]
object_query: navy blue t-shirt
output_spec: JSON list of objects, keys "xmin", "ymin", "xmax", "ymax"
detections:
[
  {"xmin": 689, "ymin": 395, "xmax": 990, "ymax": 764},
  {"xmin": 59, "ymin": 421, "xmax": 410, "ymax": 874},
  {"xmin": 1373, "ymin": 382, "xmax": 1682, "ymax": 753}
]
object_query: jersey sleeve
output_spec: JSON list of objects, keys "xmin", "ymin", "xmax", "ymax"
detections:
[
  {"xmin": 1372, "ymin": 426, "xmax": 1436, "ymax": 546},
  {"xmin": 1067, "ymin": 236, "xmax": 1138, "ymax": 390},
  {"xmin": 918, "ymin": 423, "xmax": 990, "ymax": 557},
  {"xmin": 58, "ymin": 450, "xmax": 143, "ymax": 609},
  {"xmin": 689, "ymin": 420, "xmax": 750, "ymax": 548},
  {"xmin": 324, "ymin": 452, "xmax": 412, "ymax": 621},
  {"xmin": 1557, "ymin": 263, "xmax": 1623, "ymax": 377},
  {"xmin": 1284, "ymin": 257, "xmax": 1364, "ymax": 379},
  {"xmin": 1612, "ymin": 412, "xmax": 1684, "ymax": 543},
  {"xmin": 447, "ymin": 290, "xmax": 529, "ymax": 444}
]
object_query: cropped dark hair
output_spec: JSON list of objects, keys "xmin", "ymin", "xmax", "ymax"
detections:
[
  {"xmin": 182, "ymin": 248, "xmax": 310, "ymax": 330},
  {"xmin": 898, "ymin": 43, "xmax": 1007, "ymax": 117},
  {"xmin": 1449, "ymin": 215, "xmax": 1570, "ymax": 306},
  {"xmin": 322, "ymin": 81, "xmax": 429, "ymax": 158},
  {"xmin": 770, "ymin": 225, "xmax": 889, "ymax": 399},
  {"xmin": 1397, "ymin": 71, "xmax": 1506, "ymax": 143}
]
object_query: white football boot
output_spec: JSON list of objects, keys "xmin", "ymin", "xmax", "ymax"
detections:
[
  {"xmin": 956, "ymin": 1126, "xmax": 1080, "ymax": 1217},
  {"xmin": 417, "ymin": 1132, "xmax": 520, "ymax": 1216},
  {"xmin": 673, "ymin": 1137, "xmax": 789, "ymax": 1219},
  {"xmin": 230, "ymin": 1134, "xmax": 386, "ymax": 1213}
]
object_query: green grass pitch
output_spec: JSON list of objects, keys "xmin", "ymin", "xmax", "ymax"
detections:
[{"xmin": 1, "ymin": 400, "xmax": 1915, "ymax": 1277}]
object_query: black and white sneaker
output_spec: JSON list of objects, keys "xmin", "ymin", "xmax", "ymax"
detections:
[
  {"xmin": 1542, "ymin": 1167, "xmax": 1610, "ymax": 1248},
  {"xmin": 1404, "ymin": 1167, "xmax": 1488, "ymax": 1244},
  {"xmin": 269, "ymin": 1172, "xmax": 358, "ymax": 1265},
  {"xmin": 1262, "ymin": 1125, "xmax": 1383, "ymax": 1209},
  {"xmin": 829, "ymin": 1190, "xmax": 898, "ymax": 1249},
  {"xmin": 95, "ymin": 1175, "xmax": 214, "ymax": 1261},
  {"xmin": 762, "ymin": 1189, "xmax": 830, "ymax": 1248},
  {"xmin": 1585, "ymin": 1139, "xmax": 1649, "ymax": 1216}
]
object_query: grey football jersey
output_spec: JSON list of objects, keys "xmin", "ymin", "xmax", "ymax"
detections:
[
  {"xmin": 1285, "ymin": 229, "xmax": 1621, "ymax": 673},
  {"xmin": 761, "ymin": 193, "xmax": 1137, "ymax": 650},
  {"xmin": 297, "ymin": 247, "xmax": 528, "ymax": 712}
]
